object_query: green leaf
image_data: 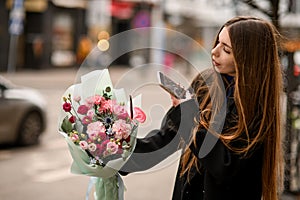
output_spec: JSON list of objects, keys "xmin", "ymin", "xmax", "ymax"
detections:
[{"xmin": 61, "ymin": 116, "xmax": 73, "ymax": 133}]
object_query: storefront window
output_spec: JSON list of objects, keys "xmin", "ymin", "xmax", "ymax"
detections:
[{"xmin": 51, "ymin": 13, "xmax": 75, "ymax": 67}]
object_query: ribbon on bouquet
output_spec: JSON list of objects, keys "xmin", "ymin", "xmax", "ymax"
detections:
[{"xmin": 85, "ymin": 173, "xmax": 125, "ymax": 200}]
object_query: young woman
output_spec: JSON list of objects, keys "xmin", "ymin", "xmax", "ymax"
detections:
[{"xmin": 121, "ymin": 16, "xmax": 284, "ymax": 200}]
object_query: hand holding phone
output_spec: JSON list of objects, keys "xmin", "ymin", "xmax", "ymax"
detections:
[{"xmin": 157, "ymin": 71, "xmax": 186, "ymax": 99}]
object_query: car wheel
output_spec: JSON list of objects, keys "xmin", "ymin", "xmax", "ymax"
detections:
[{"xmin": 17, "ymin": 111, "xmax": 43, "ymax": 145}]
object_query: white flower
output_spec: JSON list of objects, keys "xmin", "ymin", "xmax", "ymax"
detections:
[{"xmin": 88, "ymin": 143, "xmax": 97, "ymax": 152}]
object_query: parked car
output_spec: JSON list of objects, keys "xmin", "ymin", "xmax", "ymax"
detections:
[{"xmin": 0, "ymin": 76, "xmax": 47, "ymax": 145}]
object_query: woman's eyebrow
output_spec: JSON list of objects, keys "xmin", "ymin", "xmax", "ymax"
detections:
[{"xmin": 222, "ymin": 42, "xmax": 232, "ymax": 49}]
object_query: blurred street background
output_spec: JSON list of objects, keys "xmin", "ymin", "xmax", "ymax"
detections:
[{"xmin": 0, "ymin": 0, "xmax": 300, "ymax": 200}]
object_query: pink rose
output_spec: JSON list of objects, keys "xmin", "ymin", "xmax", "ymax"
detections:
[
  {"xmin": 92, "ymin": 144, "xmax": 103, "ymax": 156},
  {"xmin": 73, "ymin": 95, "xmax": 81, "ymax": 102},
  {"xmin": 82, "ymin": 116, "xmax": 93, "ymax": 125},
  {"xmin": 77, "ymin": 105, "xmax": 89, "ymax": 115},
  {"xmin": 88, "ymin": 132, "xmax": 97, "ymax": 140},
  {"xmin": 106, "ymin": 141, "xmax": 119, "ymax": 154},
  {"xmin": 98, "ymin": 132, "xmax": 107, "ymax": 141},
  {"xmin": 98, "ymin": 139, "xmax": 110, "ymax": 155},
  {"xmin": 70, "ymin": 134, "xmax": 79, "ymax": 142},
  {"xmin": 133, "ymin": 107, "xmax": 146, "ymax": 123},
  {"xmin": 79, "ymin": 141, "xmax": 88, "ymax": 150}
]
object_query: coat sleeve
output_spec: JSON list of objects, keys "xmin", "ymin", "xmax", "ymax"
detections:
[
  {"xmin": 120, "ymin": 105, "xmax": 181, "ymax": 173},
  {"xmin": 120, "ymin": 99, "xmax": 199, "ymax": 174}
]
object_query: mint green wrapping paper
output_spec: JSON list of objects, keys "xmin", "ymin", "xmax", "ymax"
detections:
[
  {"xmin": 61, "ymin": 131, "xmax": 135, "ymax": 200},
  {"xmin": 64, "ymin": 133, "xmax": 117, "ymax": 178},
  {"xmin": 94, "ymin": 176, "xmax": 119, "ymax": 200},
  {"xmin": 59, "ymin": 70, "xmax": 142, "ymax": 200}
]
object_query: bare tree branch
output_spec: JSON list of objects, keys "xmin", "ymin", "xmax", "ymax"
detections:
[
  {"xmin": 240, "ymin": 0, "xmax": 273, "ymax": 17},
  {"xmin": 239, "ymin": 0, "xmax": 280, "ymax": 28}
]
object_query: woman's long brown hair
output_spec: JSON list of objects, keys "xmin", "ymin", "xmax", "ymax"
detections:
[{"xmin": 180, "ymin": 16, "xmax": 284, "ymax": 200}]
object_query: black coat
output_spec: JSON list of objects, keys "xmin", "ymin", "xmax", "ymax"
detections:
[{"xmin": 121, "ymin": 76, "xmax": 263, "ymax": 200}]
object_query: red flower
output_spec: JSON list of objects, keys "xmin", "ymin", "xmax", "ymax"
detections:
[
  {"xmin": 69, "ymin": 116, "xmax": 76, "ymax": 123},
  {"xmin": 63, "ymin": 102, "xmax": 72, "ymax": 112}
]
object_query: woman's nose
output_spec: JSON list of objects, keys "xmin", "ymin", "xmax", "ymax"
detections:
[{"xmin": 211, "ymin": 45, "xmax": 219, "ymax": 57}]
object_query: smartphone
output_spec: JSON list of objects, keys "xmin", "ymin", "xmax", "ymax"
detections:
[{"xmin": 157, "ymin": 71, "xmax": 186, "ymax": 99}]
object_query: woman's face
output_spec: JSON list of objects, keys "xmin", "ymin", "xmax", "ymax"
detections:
[{"xmin": 211, "ymin": 27, "xmax": 236, "ymax": 76}]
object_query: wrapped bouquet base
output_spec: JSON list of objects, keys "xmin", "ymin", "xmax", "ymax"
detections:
[
  {"xmin": 62, "ymin": 132, "xmax": 126, "ymax": 200},
  {"xmin": 58, "ymin": 69, "xmax": 145, "ymax": 200}
]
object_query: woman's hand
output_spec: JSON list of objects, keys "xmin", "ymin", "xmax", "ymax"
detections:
[
  {"xmin": 171, "ymin": 95, "xmax": 180, "ymax": 107},
  {"xmin": 171, "ymin": 91, "xmax": 192, "ymax": 107}
]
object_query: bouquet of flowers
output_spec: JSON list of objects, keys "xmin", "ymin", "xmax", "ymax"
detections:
[{"xmin": 58, "ymin": 69, "xmax": 146, "ymax": 200}]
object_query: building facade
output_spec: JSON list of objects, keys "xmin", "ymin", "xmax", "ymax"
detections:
[{"xmin": 1, "ymin": 0, "xmax": 87, "ymax": 71}]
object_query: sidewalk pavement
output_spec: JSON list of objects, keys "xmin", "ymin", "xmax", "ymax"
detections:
[{"xmin": 282, "ymin": 193, "xmax": 300, "ymax": 200}]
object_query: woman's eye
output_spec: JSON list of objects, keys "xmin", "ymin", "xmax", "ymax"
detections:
[{"xmin": 223, "ymin": 47, "xmax": 231, "ymax": 54}]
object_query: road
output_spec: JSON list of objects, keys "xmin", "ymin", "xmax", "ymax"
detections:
[{"xmin": 0, "ymin": 66, "xmax": 299, "ymax": 200}]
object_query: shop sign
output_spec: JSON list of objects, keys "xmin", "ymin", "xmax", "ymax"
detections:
[{"xmin": 111, "ymin": 0, "xmax": 135, "ymax": 19}]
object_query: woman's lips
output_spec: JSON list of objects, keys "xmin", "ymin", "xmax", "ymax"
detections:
[{"xmin": 212, "ymin": 59, "xmax": 220, "ymax": 66}]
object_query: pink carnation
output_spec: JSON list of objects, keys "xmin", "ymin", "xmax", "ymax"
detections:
[
  {"xmin": 87, "ymin": 121, "xmax": 106, "ymax": 138},
  {"xmin": 85, "ymin": 95, "xmax": 104, "ymax": 108},
  {"xmin": 93, "ymin": 95, "xmax": 103, "ymax": 105},
  {"xmin": 112, "ymin": 119, "xmax": 131, "ymax": 139},
  {"xmin": 98, "ymin": 99, "xmax": 113, "ymax": 113},
  {"xmin": 112, "ymin": 104, "xmax": 129, "ymax": 119}
]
